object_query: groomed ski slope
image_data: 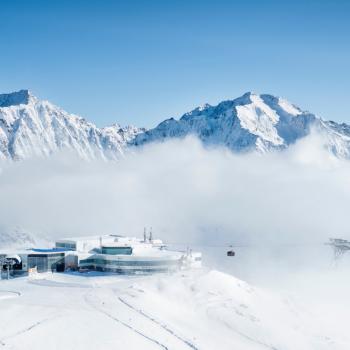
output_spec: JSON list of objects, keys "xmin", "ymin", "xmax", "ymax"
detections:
[{"xmin": 0, "ymin": 269, "xmax": 348, "ymax": 350}]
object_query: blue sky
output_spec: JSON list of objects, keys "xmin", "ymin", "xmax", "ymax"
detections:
[{"xmin": 1, "ymin": 0, "xmax": 349, "ymax": 127}]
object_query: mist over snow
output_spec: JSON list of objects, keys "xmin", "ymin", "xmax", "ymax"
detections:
[{"xmin": 0, "ymin": 132, "xmax": 349, "ymax": 246}]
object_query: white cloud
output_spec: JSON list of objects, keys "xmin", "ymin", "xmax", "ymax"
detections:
[{"xmin": 0, "ymin": 135, "xmax": 349, "ymax": 246}]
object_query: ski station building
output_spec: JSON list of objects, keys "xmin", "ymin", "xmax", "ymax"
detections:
[{"xmin": 0, "ymin": 232, "xmax": 202, "ymax": 278}]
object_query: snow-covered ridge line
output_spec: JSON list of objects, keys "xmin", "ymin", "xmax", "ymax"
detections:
[
  {"xmin": 1, "ymin": 89, "xmax": 350, "ymax": 160},
  {"xmin": 0, "ymin": 90, "xmax": 145, "ymax": 161},
  {"xmin": 132, "ymin": 91, "xmax": 350, "ymax": 158}
]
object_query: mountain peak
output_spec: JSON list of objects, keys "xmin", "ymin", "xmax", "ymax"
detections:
[
  {"xmin": 241, "ymin": 91, "xmax": 256, "ymax": 97},
  {"xmin": 0, "ymin": 89, "xmax": 37, "ymax": 108},
  {"xmin": 228, "ymin": 91, "xmax": 256, "ymax": 106},
  {"xmin": 1, "ymin": 89, "xmax": 350, "ymax": 161}
]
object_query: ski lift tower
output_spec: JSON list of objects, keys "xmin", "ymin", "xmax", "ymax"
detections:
[
  {"xmin": 326, "ymin": 238, "xmax": 350, "ymax": 260},
  {"xmin": 0, "ymin": 257, "xmax": 3, "ymax": 280}
]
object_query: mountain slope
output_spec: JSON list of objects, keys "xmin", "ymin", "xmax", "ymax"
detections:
[
  {"xmin": 0, "ymin": 90, "xmax": 145, "ymax": 161},
  {"xmin": 2, "ymin": 89, "xmax": 350, "ymax": 160},
  {"xmin": 132, "ymin": 92, "xmax": 350, "ymax": 158},
  {"xmin": 0, "ymin": 269, "xmax": 347, "ymax": 350}
]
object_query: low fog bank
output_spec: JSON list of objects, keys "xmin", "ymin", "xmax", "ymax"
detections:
[
  {"xmin": 1, "ymin": 134, "xmax": 349, "ymax": 241},
  {"xmin": 1, "ymin": 134, "xmax": 350, "ymax": 278}
]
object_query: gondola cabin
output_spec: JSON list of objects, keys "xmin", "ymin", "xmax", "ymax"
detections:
[{"xmin": 227, "ymin": 250, "xmax": 235, "ymax": 257}]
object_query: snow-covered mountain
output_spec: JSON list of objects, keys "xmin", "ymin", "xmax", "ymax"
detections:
[
  {"xmin": 133, "ymin": 92, "xmax": 350, "ymax": 158},
  {"xmin": 0, "ymin": 90, "xmax": 145, "ymax": 161},
  {"xmin": 2, "ymin": 89, "xmax": 350, "ymax": 160},
  {"xmin": 0, "ymin": 228, "xmax": 39, "ymax": 249}
]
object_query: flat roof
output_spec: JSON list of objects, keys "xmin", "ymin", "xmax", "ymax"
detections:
[
  {"xmin": 56, "ymin": 235, "xmax": 117, "ymax": 243},
  {"xmin": 32, "ymin": 248, "xmax": 72, "ymax": 253}
]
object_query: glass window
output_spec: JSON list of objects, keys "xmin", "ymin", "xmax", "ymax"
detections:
[
  {"xmin": 56, "ymin": 242, "xmax": 76, "ymax": 250},
  {"xmin": 101, "ymin": 246, "xmax": 133, "ymax": 255}
]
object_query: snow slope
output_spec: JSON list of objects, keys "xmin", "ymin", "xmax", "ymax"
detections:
[
  {"xmin": 133, "ymin": 92, "xmax": 350, "ymax": 158},
  {"xmin": 0, "ymin": 90, "xmax": 144, "ymax": 161},
  {"xmin": 0, "ymin": 229, "xmax": 36, "ymax": 249},
  {"xmin": 0, "ymin": 269, "xmax": 347, "ymax": 350},
  {"xmin": 2, "ymin": 89, "xmax": 350, "ymax": 160}
]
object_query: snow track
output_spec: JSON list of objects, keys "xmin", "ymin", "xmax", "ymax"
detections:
[
  {"xmin": 0, "ymin": 317, "xmax": 54, "ymax": 348},
  {"xmin": 222, "ymin": 323, "xmax": 280, "ymax": 350},
  {"xmin": 84, "ymin": 290, "xmax": 169, "ymax": 350},
  {"xmin": 0, "ymin": 271, "xmax": 347, "ymax": 350},
  {"xmin": 117, "ymin": 296, "xmax": 199, "ymax": 350}
]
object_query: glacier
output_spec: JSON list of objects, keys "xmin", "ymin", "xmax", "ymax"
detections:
[{"xmin": 1, "ymin": 89, "xmax": 350, "ymax": 160}]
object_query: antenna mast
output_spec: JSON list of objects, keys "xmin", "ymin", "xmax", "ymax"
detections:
[{"xmin": 149, "ymin": 227, "xmax": 153, "ymax": 242}]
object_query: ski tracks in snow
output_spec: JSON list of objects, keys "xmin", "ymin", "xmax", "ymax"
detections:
[
  {"xmin": 84, "ymin": 289, "xmax": 169, "ymax": 350},
  {"xmin": 117, "ymin": 295, "xmax": 199, "ymax": 350},
  {"xmin": 0, "ymin": 316, "xmax": 56, "ymax": 349}
]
